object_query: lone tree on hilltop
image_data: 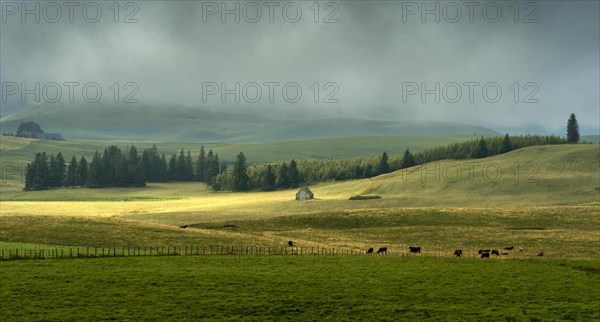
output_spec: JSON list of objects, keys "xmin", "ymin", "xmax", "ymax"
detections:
[
  {"xmin": 16, "ymin": 121, "xmax": 43, "ymax": 137},
  {"xmin": 566, "ymin": 113, "xmax": 580, "ymax": 143}
]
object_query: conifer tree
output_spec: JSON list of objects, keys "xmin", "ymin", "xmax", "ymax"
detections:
[
  {"xmin": 205, "ymin": 150, "xmax": 220, "ymax": 184},
  {"xmin": 47, "ymin": 154, "xmax": 59, "ymax": 188},
  {"xmin": 35, "ymin": 152, "xmax": 49, "ymax": 189},
  {"xmin": 87, "ymin": 152, "xmax": 102, "ymax": 188},
  {"xmin": 168, "ymin": 154, "xmax": 178, "ymax": 181},
  {"xmin": 471, "ymin": 137, "xmax": 489, "ymax": 159},
  {"xmin": 77, "ymin": 156, "xmax": 88, "ymax": 186},
  {"xmin": 55, "ymin": 152, "xmax": 66, "ymax": 187},
  {"xmin": 124, "ymin": 146, "xmax": 144, "ymax": 186},
  {"xmin": 140, "ymin": 145, "xmax": 165, "ymax": 182},
  {"xmin": 65, "ymin": 156, "xmax": 78, "ymax": 187},
  {"xmin": 499, "ymin": 134, "xmax": 512, "ymax": 153},
  {"xmin": 400, "ymin": 149, "xmax": 415, "ymax": 169},
  {"xmin": 24, "ymin": 163, "xmax": 35, "ymax": 191},
  {"xmin": 378, "ymin": 152, "xmax": 390, "ymax": 174},
  {"xmin": 262, "ymin": 164, "xmax": 276, "ymax": 191},
  {"xmin": 196, "ymin": 145, "xmax": 206, "ymax": 182},
  {"xmin": 277, "ymin": 162, "xmax": 290, "ymax": 188},
  {"xmin": 566, "ymin": 113, "xmax": 580, "ymax": 143},
  {"xmin": 289, "ymin": 159, "xmax": 300, "ymax": 188},
  {"xmin": 140, "ymin": 148, "xmax": 152, "ymax": 181},
  {"xmin": 214, "ymin": 154, "xmax": 220, "ymax": 175},
  {"xmin": 176, "ymin": 150, "xmax": 186, "ymax": 181},
  {"xmin": 232, "ymin": 152, "xmax": 249, "ymax": 191},
  {"xmin": 101, "ymin": 146, "xmax": 122, "ymax": 186},
  {"xmin": 159, "ymin": 154, "xmax": 168, "ymax": 182},
  {"xmin": 185, "ymin": 150, "xmax": 194, "ymax": 181}
]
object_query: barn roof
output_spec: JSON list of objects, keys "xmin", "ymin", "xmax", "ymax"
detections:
[{"xmin": 297, "ymin": 186, "xmax": 313, "ymax": 194}]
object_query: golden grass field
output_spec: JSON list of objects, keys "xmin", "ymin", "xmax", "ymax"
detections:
[{"xmin": 1, "ymin": 144, "xmax": 598, "ymax": 259}]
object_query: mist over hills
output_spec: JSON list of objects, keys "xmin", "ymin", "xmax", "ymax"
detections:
[{"xmin": 0, "ymin": 103, "xmax": 500, "ymax": 143}]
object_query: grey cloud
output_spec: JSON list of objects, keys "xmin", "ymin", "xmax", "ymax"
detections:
[{"xmin": 1, "ymin": 0, "xmax": 598, "ymax": 134}]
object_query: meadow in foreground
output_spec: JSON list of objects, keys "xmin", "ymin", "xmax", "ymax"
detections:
[{"xmin": 1, "ymin": 256, "xmax": 599, "ymax": 321}]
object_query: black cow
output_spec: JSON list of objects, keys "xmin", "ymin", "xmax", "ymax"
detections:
[
  {"xmin": 501, "ymin": 252, "xmax": 509, "ymax": 256},
  {"xmin": 366, "ymin": 247, "xmax": 374, "ymax": 254},
  {"xmin": 377, "ymin": 247, "xmax": 387, "ymax": 255},
  {"xmin": 491, "ymin": 250, "xmax": 500, "ymax": 256},
  {"xmin": 537, "ymin": 251, "xmax": 544, "ymax": 257},
  {"xmin": 408, "ymin": 246, "xmax": 421, "ymax": 254},
  {"xmin": 478, "ymin": 249, "xmax": 490, "ymax": 255},
  {"xmin": 481, "ymin": 252, "xmax": 490, "ymax": 258},
  {"xmin": 453, "ymin": 249, "xmax": 463, "ymax": 257},
  {"xmin": 179, "ymin": 225, "xmax": 189, "ymax": 229},
  {"xmin": 503, "ymin": 246, "xmax": 514, "ymax": 250},
  {"xmin": 288, "ymin": 241, "xmax": 294, "ymax": 247}
]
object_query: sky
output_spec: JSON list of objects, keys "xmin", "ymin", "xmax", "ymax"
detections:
[{"xmin": 1, "ymin": 0, "xmax": 598, "ymax": 134}]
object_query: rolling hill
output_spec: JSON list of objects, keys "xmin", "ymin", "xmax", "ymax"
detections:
[
  {"xmin": 0, "ymin": 103, "xmax": 500, "ymax": 142},
  {"xmin": 2, "ymin": 144, "xmax": 598, "ymax": 210}
]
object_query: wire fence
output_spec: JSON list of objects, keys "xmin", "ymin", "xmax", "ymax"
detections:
[{"xmin": 0, "ymin": 244, "xmax": 547, "ymax": 262}]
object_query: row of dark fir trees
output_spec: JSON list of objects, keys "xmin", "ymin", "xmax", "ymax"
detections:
[{"xmin": 24, "ymin": 134, "xmax": 568, "ymax": 191}]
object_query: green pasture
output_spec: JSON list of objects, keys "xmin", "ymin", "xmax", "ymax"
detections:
[{"xmin": 1, "ymin": 256, "xmax": 598, "ymax": 321}]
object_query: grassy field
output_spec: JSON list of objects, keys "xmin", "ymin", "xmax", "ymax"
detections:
[
  {"xmin": 1, "ymin": 205, "xmax": 598, "ymax": 259},
  {"xmin": 1, "ymin": 145, "xmax": 598, "ymax": 256},
  {"xmin": 1, "ymin": 256, "xmax": 599, "ymax": 321},
  {"xmin": 0, "ymin": 143, "xmax": 598, "ymax": 320}
]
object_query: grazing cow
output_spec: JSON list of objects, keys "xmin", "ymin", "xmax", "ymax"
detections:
[
  {"xmin": 491, "ymin": 250, "xmax": 500, "ymax": 256},
  {"xmin": 537, "ymin": 251, "xmax": 544, "ymax": 257},
  {"xmin": 408, "ymin": 246, "xmax": 421, "ymax": 254},
  {"xmin": 481, "ymin": 252, "xmax": 490, "ymax": 258},
  {"xmin": 377, "ymin": 247, "xmax": 388, "ymax": 255},
  {"xmin": 503, "ymin": 246, "xmax": 514, "ymax": 250},
  {"xmin": 478, "ymin": 249, "xmax": 490, "ymax": 255},
  {"xmin": 179, "ymin": 225, "xmax": 189, "ymax": 229},
  {"xmin": 453, "ymin": 249, "xmax": 463, "ymax": 257},
  {"xmin": 366, "ymin": 247, "xmax": 374, "ymax": 254},
  {"xmin": 501, "ymin": 252, "xmax": 509, "ymax": 256}
]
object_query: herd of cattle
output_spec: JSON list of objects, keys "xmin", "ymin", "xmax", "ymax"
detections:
[
  {"xmin": 287, "ymin": 241, "xmax": 543, "ymax": 257},
  {"xmin": 364, "ymin": 245, "xmax": 544, "ymax": 258}
]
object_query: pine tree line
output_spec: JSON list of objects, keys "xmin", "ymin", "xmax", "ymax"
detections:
[
  {"xmin": 411, "ymin": 134, "xmax": 565, "ymax": 165},
  {"xmin": 24, "ymin": 144, "xmax": 226, "ymax": 190},
  {"xmin": 219, "ymin": 134, "xmax": 567, "ymax": 192}
]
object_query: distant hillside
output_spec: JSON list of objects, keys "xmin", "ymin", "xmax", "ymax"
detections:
[
  {"xmin": 0, "ymin": 135, "xmax": 481, "ymax": 167},
  {"xmin": 312, "ymin": 144, "xmax": 600, "ymax": 207},
  {"xmin": 0, "ymin": 103, "xmax": 499, "ymax": 142}
]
